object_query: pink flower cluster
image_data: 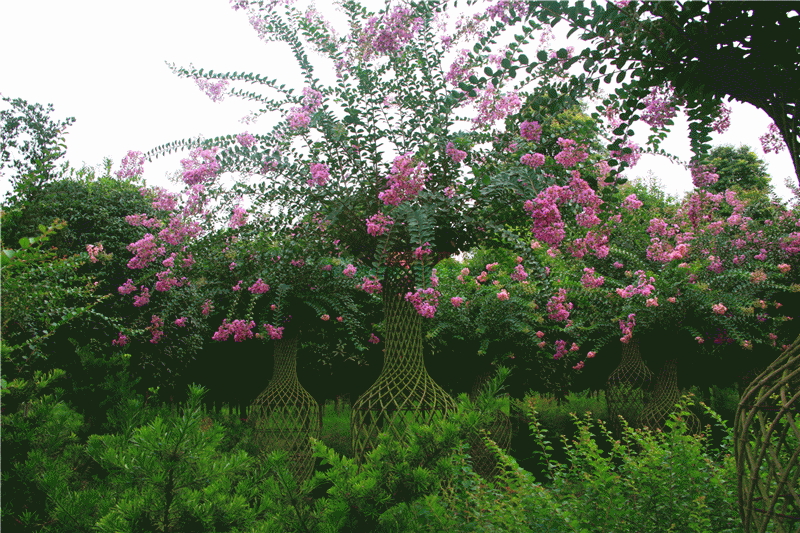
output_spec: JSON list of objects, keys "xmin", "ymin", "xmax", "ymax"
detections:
[
  {"xmin": 229, "ymin": 203, "xmax": 249, "ymax": 228},
  {"xmin": 155, "ymin": 270, "xmax": 187, "ymax": 292},
  {"xmin": 125, "ymin": 213, "xmax": 163, "ymax": 229},
  {"xmin": 546, "ymin": 288, "xmax": 573, "ymax": 321},
  {"xmin": 236, "ymin": 131, "xmax": 257, "ymax": 147},
  {"xmin": 619, "ymin": 313, "xmax": 636, "ymax": 343},
  {"xmin": 519, "ymin": 120, "xmax": 542, "ymax": 142},
  {"xmin": 640, "ymin": 82, "xmax": 684, "ymax": 129},
  {"xmin": 127, "ymin": 234, "xmax": 166, "ymax": 270},
  {"xmin": 484, "ymin": 0, "xmax": 529, "ymax": 23},
  {"xmin": 615, "ymin": 270, "xmax": 656, "ymax": 298},
  {"xmin": 580, "ymin": 267, "xmax": 605, "ymax": 288},
  {"xmin": 610, "ymin": 139, "xmax": 642, "ymax": 168},
  {"xmin": 446, "ymin": 142, "xmax": 467, "ymax": 163},
  {"xmin": 523, "ymin": 176, "xmax": 604, "ymax": 248},
  {"xmin": 249, "ymin": 279, "xmax": 270, "ymax": 294},
  {"xmin": 181, "ymin": 146, "xmax": 220, "ymax": 186},
  {"xmin": 405, "ymin": 287, "xmax": 440, "ymax": 318},
  {"xmin": 689, "ymin": 161, "xmax": 720, "ymax": 189},
  {"xmin": 622, "ymin": 194, "xmax": 643, "ymax": 212},
  {"xmin": 112, "ymin": 332, "xmax": 129, "ymax": 347},
  {"xmin": 149, "ymin": 315, "xmax": 165, "ymax": 344},
  {"xmin": 378, "ymin": 153, "xmax": 428, "ymax": 206},
  {"xmin": 359, "ymin": 5, "xmax": 423, "ymax": 58},
  {"xmin": 213, "ymin": 319, "xmax": 256, "ymax": 342},
  {"xmin": 308, "ymin": 162, "xmax": 330, "ymax": 187},
  {"xmin": 116, "ymin": 150, "xmax": 145, "ymax": 181},
  {"xmin": 194, "ymin": 78, "xmax": 229, "ymax": 103},
  {"xmin": 144, "ymin": 187, "xmax": 179, "ymax": 212},
  {"xmin": 451, "ymin": 296, "xmax": 465, "ymax": 307},
  {"xmin": 202, "ymin": 300, "xmax": 214, "ymax": 316},
  {"xmin": 520, "ymin": 153, "xmax": 546, "ymax": 168},
  {"xmin": 445, "ymin": 49, "xmax": 472, "ymax": 86},
  {"xmin": 760, "ymin": 123, "xmax": 786, "ymax": 154},
  {"xmin": 361, "ymin": 275, "xmax": 382, "ymax": 294},
  {"xmin": 711, "ymin": 102, "xmax": 732, "ymax": 134},
  {"xmin": 86, "ymin": 243, "xmax": 104, "ymax": 263},
  {"xmin": 264, "ymin": 324, "xmax": 284, "ymax": 340},
  {"xmin": 471, "ymin": 82, "xmax": 522, "ymax": 128},
  {"xmin": 554, "ymin": 137, "xmax": 589, "ymax": 168}
]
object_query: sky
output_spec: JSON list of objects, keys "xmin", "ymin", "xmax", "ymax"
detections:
[{"xmin": 1, "ymin": 0, "xmax": 798, "ymax": 263}]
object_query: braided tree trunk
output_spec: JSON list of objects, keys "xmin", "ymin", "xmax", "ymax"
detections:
[
  {"xmin": 350, "ymin": 254, "xmax": 457, "ymax": 472},
  {"xmin": 637, "ymin": 358, "xmax": 701, "ymax": 436},
  {"xmin": 736, "ymin": 333, "xmax": 800, "ymax": 533},
  {"xmin": 466, "ymin": 372, "xmax": 512, "ymax": 483},
  {"xmin": 605, "ymin": 337, "xmax": 655, "ymax": 442},
  {"xmin": 250, "ymin": 326, "xmax": 322, "ymax": 488}
]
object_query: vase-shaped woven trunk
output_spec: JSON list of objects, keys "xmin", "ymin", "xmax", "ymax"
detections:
[
  {"xmin": 637, "ymin": 358, "xmax": 701, "ymax": 436},
  {"xmin": 250, "ymin": 327, "xmax": 322, "ymax": 487},
  {"xmin": 466, "ymin": 372, "xmax": 512, "ymax": 482},
  {"xmin": 735, "ymin": 333, "xmax": 800, "ymax": 533},
  {"xmin": 350, "ymin": 259, "xmax": 457, "ymax": 471},
  {"xmin": 605, "ymin": 338, "xmax": 655, "ymax": 442}
]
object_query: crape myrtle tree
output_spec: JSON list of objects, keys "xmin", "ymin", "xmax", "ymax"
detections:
[
  {"xmin": 141, "ymin": 0, "xmax": 657, "ymax": 468},
  {"xmin": 484, "ymin": 0, "xmax": 800, "ymax": 185}
]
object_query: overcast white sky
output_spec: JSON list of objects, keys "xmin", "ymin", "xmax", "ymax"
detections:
[{"xmin": 2, "ymin": 0, "xmax": 797, "ymax": 262}]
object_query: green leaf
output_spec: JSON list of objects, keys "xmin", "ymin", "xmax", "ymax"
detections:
[
  {"xmin": 469, "ymin": 75, "xmax": 479, "ymax": 84},
  {"xmin": 616, "ymin": 71, "xmax": 626, "ymax": 83},
  {"xmin": 519, "ymin": 54, "xmax": 529, "ymax": 65},
  {"xmin": 501, "ymin": 58, "xmax": 512, "ymax": 69},
  {"xmin": 484, "ymin": 66, "xmax": 494, "ymax": 76},
  {"xmin": 19, "ymin": 237, "xmax": 31, "ymax": 249},
  {"xmin": 38, "ymin": 224, "xmax": 47, "ymax": 233},
  {"xmin": 537, "ymin": 50, "xmax": 548, "ymax": 62},
  {"xmin": 556, "ymin": 48, "xmax": 568, "ymax": 59},
  {"xmin": 1, "ymin": 249, "xmax": 15, "ymax": 265}
]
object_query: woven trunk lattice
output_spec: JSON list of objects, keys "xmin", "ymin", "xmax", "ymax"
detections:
[
  {"xmin": 250, "ymin": 328, "xmax": 322, "ymax": 487},
  {"xmin": 350, "ymin": 253, "xmax": 457, "ymax": 471},
  {"xmin": 605, "ymin": 338, "xmax": 655, "ymax": 442},
  {"xmin": 735, "ymin": 332, "xmax": 800, "ymax": 533},
  {"xmin": 638, "ymin": 358, "xmax": 701, "ymax": 436},
  {"xmin": 466, "ymin": 372, "xmax": 512, "ymax": 482}
]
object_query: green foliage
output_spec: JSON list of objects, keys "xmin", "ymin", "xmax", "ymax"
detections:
[
  {"xmin": 1, "ymin": 95, "xmax": 75, "ymax": 206},
  {"xmin": 0, "ymin": 220, "xmax": 112, "ymax": 381}
]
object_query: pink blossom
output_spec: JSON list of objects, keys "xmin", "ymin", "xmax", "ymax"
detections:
[
  {"xmin": 112, "ymin": 332, "xmax": 129, "ymax": 347},
  {"xmin": 451, "ymin": 296, "xmax": 464, "ymax": 308},
  {"xmin": 519, "ymin": 120, "xmax": 542, "ymax": 142},
  {"xmin": 302, "ymin": 87, "xmax": 323, "ymax": 112},
  {"xmin": 760, "ymin": 123, "xmax": 786, "ymax": 154},
  {"xmin": 646, "ymin": 297, "xmax": 658, "ymax": 307},
  {"xmin": 778, "ymin": 263, "xmax": 791, "ymax": 273},
  {"xmin": 308, "ymin": 162, "xmax": 330, "ymax": 187},
  {"xmin": 249, "ymin": 279, "xmax": 270, "ymax": 294},
  {"xmin": 361, "ymin": 276, "xmax": 382, "ymax": 295},
  {"xmin": 580, "ymin": 267, "xmax": 605, "ymax": 288},
  {"xmin": 366, "ymin": 212, "xmax": 395, "ymax": 236},
  {"xmin": 511, "ymin": 264, "xmax": 528, "ymax": 282},
  {"xmin": 712, "ymin": 303, "xmax": 728, "ymax": 315},
  {"xmin": 750, "ymin": 270, "xmax": 767, "ymax": 283},
  {"xmin": 446, "ymin": 142, "xmax": 467, "ymax": 163},
  {"xmin": 194, "ymin": 78, "xmax": 229, "ymax": 102},
  {"xmin": 116, "ymin": 150, "xmax": 145, "ymax": 181},
  {"xmin": 641, "ymin": 82, "xmax": 683, "ymax": 129},
  {"xmin": 180, "ymin": 146, "xmax": 220, "ymax": 186},
  {"xmin": 445, "ymin": 49, "xmax": 472, "ymax": 86},
  {"xmin": 86, "ymin": 243, "xmax": 104, "ymax": 263},
  {"xmin": 554, "ymin": 137, "xmax": 589, "ymax": 168},
  {"xmin": 118, "ymin": 279, "xmax": 137, "ymax": 295},
  {"xmin": 321, "ymin": 314, "xmax": 330, "ymax": 321},
  {"xmin": 229, "ymin": 204, "xmax": 249, "ymax": 228},
  {"xmin": 201, "ymin": 300, "xmax": 214, "ymax": 316},
  {"xmin": 497, "ymin": 289, "xmax": 510, "ymax": 301},
  {"xmin": 696, "ymin": 336, "xmax": 704, "ymax": 344},
  {"xmin": 337, "ymin": 316, "xmax": 343, "ymax": 322},
  {"xmin": 368, "ymin": 333, "xmax": 380, "ymax": 344},
  {"xmin": 264, "ymin": 324, "xmax": 284, "ymax": 340},
  {"xmin": 175, "ymin": 317, "xmax": 187, "ymax": 327},
  {"xmin": 573, "ymin": 361, "xmax": 585, "ymax": 371},
  {"xmin": 236, "ymin": 131, "xmax": 257, "ymax": 147},
  {"xmin": 343, "ymin": 264, "xmax": 357, "ymax": 278},
  {"xmin": 711, "ymin": 102, "xmax": 732, "ymax": 134},
  {"xmin": 587, "ymin": 351, "xmax": 596, "ymax": 359},
  {"xmin": 520, "ymin": 153, "xmax": 546, "ymax": 168},
  {"xmin": 622, "ymin": 194, "xmax": 643, "ymax": 212},
  {"xmin": 471, "ymin": 82, "xmax": 522, "ymax": 128},
  {"xmin": 379, "ymin": 153, "xmax": 428, "ymax": 206},
  {"xmin": 133, "ymin": 287, "xmax": 151, "ymax": 307},
  {"xmin": 287, "ymin": 107, "xmax": 311, "ymax": 130}
]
